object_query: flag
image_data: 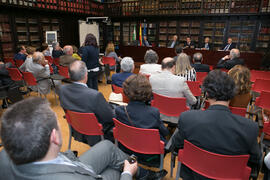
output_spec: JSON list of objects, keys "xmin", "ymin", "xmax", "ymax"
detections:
[
  {"xmin": 139, "ymin": 23, "xmax": 142, "ymax": 46},
  {"xmin": 132, "ymin": 25, "xmax": 136, "ymax": 41},
  {"xmin": 143, "ymin": 23, "xmax": 147, "ymax": 36}
]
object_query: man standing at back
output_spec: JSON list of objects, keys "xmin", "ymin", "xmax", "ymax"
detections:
[
  {"xmin": 192, "ymin": 52, "xmax": 210, "ymax": 72},
  {"xmin": 59, "ymin": 60, "xmax": 114, "ymax": 146},
  {"xmin": 171, "ymin": 70, "xmax": 261, "ymax": 179},
  {"xmin": 149, "ymin": 57, "xmax": 196, "ymax": 124}
]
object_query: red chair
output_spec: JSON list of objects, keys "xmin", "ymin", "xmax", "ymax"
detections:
[
  {"xmin": 4, "ymin": 58, "xmax": 15, "ymax": 66},
  {"xmin": 14, "ymin": 59, "xmax": 24, "ymax": 68},
  {"xmin": 250, "ymin": 70, "xmax": 270, "ymax": 83},
  {"xmin": 151, "ymin": 93, "xmax": 189, "ymax": 117},
  {"xmin": 101, "ymin": 57, "xmax": 116, "ymax": 67},
  {"xmin": 21, "ymin": 71, "xmax": 38, "ymax": 86},
  {"xmin": 196, "ymin": 72, "xmax": 208, "ymax": 85},
  {"xmin": 58, "ymin": 65, "xmax": 69, "ymax": 79},
  {"xmin": 7, "ymin": 68, "xmax": 23, "ymax": 81},
  {"xmin": 113, "ymin": 118, "xmax": 165, "ymax": 170},
  {"xmin": 112, "ymin": 84, "xmax": 129, "ymax": 103},
  {"xmin": 229, "ymin": 106, "xmax": 246, "ymax": 117},
  {"xmin": 65, "ymin": 110, "xmax": 104, "ymax": 149},
  {"xmin": 252, "ymin": 79, "xmax": 270, "ymax": 94},
  {"xmin": 255, "ymin": 91, "xmax": 270, "ymax": 110},
  {"xmin": 186, "ymin": 81, "xmax": 201, "ymax": 97},
  {"xmin": 45, "ymin": 56, "xmax": 53, "ymax": 64},
  {"xmin": 53, "ymin": 58, "xmax": 60, "ymax": 66},
  {"xmin": 175, "ymin": 140, "xmax": 251, "ymax": 180}
]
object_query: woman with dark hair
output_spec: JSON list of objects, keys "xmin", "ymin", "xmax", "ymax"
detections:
[
  {"xmin": 115, "ymin": 75, "xmax": 169, "ymax": 162},
  {"xmin": 81, "ymin": 33, "xmax": 100, "ymax": 90}
]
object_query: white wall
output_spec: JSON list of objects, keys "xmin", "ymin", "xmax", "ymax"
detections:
[{"xmin": 79, "ymin": 20, "xmax": 99, "ymax": 46}]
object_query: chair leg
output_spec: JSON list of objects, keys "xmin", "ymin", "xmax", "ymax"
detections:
[
  {"xmin": 175, "ymin": 162, "xmax": 182, "ymax": 180},
  {"xmin": 170, "ymin": 153, "xmax": 176, "ymax": 177},
  {"xmin": 159, "ymin": 154, "xmax": 164, "ymax": 170},
  {"xmin": 68, "ymin": 125, "xmax": 72, "ymax": 150}
]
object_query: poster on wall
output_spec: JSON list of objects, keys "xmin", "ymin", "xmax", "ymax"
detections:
[
  {"xmin": 46, "ymin": 31, "xmax": 57, "ymax": 46},
  {"xmin": 79, "ymin": 20, "xmax": 99, "ymax": 47}
]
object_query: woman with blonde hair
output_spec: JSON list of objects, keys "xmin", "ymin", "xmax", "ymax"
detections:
[
  {"xmin": 228, "ymin": 65, "xmax": 252, "ymax": 107},
  {"xmin": 175, "ymin": 53, "xmax": 196, "ymax": 81},
  {"xmin": 100, "ymin": 42, "xmax": 121, "ymax": 84}
]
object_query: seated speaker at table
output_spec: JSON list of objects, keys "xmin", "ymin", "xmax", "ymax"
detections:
[{"xmin": 221, "ymin": 37, "xmax": 236, "ymax": 51}]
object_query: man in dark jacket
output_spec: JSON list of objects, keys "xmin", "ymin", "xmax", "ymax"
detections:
[
  {"xmin": 192, "ymin": 52, "xmax": 210, "ymax": 72},
  {"xmin": 171, "ymin": 70, "xmax": 261, "ymax": 180},
  {"xmin": 216, "ymin": 48, "xmax": 244, "ymax": 70}
]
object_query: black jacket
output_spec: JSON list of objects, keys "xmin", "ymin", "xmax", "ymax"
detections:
[
  {"xmin": 172, "ymin": 105, "xmax": 261, "ymax": 180},
  {"xmin": 59, "ymin": 83, "xmax": 114, "ymax": 145},
  {"xmin": 81, "ymin": 45, "xmax": 99, "ymax": 70},
  {"xmin": 192, "ymin": 63, "xmax": 210, "ymax": 73},
  {"xmin": 221, "ymin": 43, "xmax": 236, "ymax": 51},
  {"xmin": 183, "ymin": 41, "xmax": 196, "ymax": 49},
  {"xmin": 216, "ymin": 57, "xmax": 244, "ymax": 70},
  {"xmin": 168, "ymin": 40, "xmax": 180, "ymax": 48}
]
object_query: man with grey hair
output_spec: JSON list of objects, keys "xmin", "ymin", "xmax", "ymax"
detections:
[
  {"xmin": 20, "ymin": 51, "xmax": 55, "ymax": 94},
  {"xmin": 60, "ymin": 45, "xmax": 76, "ymax": 66},
  {"xmin": 216, "ymin": 48, "xmax": 244, "ymax": 70},
  {"xmin": 112, "ymin": 57, "xmax": 134, "ymax": 87},
  {"xmin": 59, "ymin": 60, "xmax": 114, "ymax": 146},
  {"xmin": 139, "ymin": 49, "xmax": 161, "ymax": 75},
  {"xmin": 52, "ymin": 42, "xmax": 63, "ymax": 58},
  {"xmin": 192, "ymin": 52, "xmax": 210, "ymax": 72}
]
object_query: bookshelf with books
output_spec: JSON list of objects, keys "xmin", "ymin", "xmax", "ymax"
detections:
[
  {"xmin": 147, "ymin": 22, "xmax": 157, "ymax": 46},
  {"xmin": 179, "ymin": 21, "xmax": 200, "ymax": 47},
  {"xmin": 122, "ymin": 1, "xmax": 139, "ymax": 16},
  {"xmin": 158, "ymin": 21, "xmax": 168, "ymax": 47},
  {"xmin": 230, "ymin": 0, "xmax": 261, "ymax": 14},
  {"xmin": 140, "ymin": 0, "xmax": 158, "ymax": 15},
  {"xmin": 256, "ymin": 20, "xmax": 270, "ymax": 51},
  {"xmin": 261, "ymin": 0, "xmax": 270, "ymax": 13},
  {"xmin": 202, "ymin": 21, "xmax": 226, "ymax": 50},
  {"xmin": 122, "ymin": 22, "xmax": 137, "ymax": 45},
  {"xmin": 14, "ymin": 17, "xmax": 29, "ymax": 47},
  {"xmin": 203, "ymin": 0, "xmax": 230, "ymax": 14},
  {"xmin": 180, "ymin": 0, "xmax": 202, "ymax": 15},
  {"xmin": 113, "ymin": 22, "xmax": 121, "ymax": 48},
  {"xmin": 159, "ymin": 0, "xmax": 180, "ymax": 15},
  {"xmin": 0, "ymin": 14, "xmax": 14, "ymax": 59}
]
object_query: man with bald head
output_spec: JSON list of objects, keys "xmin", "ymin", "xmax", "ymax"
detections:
[
  {"xmin": 59, "ymin": 60, "xmax": 114, "ymax": 146},
  {"xmin": 60, "ymin": 45, "xmax": 76, "ymax": 66},
  {"xmin": 149, "ymin": 57, "xmax": 196, "ymax": 124},
  {"xmin": 216, "ymin": 48, "xmax": 244, "ymax": 70}
]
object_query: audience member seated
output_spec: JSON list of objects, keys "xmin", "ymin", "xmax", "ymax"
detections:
[
  {"xmin": 0, "ymin": 97, "xmax": 167, "ymax": 180},
  {"xmin": 175, "ymin": 53, "xmax": 196, "ymax": 81},
  {"xmin": 99, "ymin": 42, "xmax": 121, "ymax": 84},
  {"xmin": 216, "ymin": 48, "xmax": 244, "ymax": 70},
  {"xmin": 228, "ymin": 65, "xmax": 252, "ymax": 108},
  {"xmin": 14, "ymin": 45, "xmax": 27, "ymax": 61},
  {"xmin": 183, "ymin": 37, "xmax": 195, "ymax": 49},
  {"xmin": 115, "ymin": 74, "xmax": 169, "ymax": 163},
  {"xmin": 59, "ymin": 60, "xmax": 114, "ymax": 146},
  {"xmin": 52, "ymin": 42, "xmax": 63, "ymax": 58},
  {"xmin": 221, "ymin": 37, "xmax": 236, "ymax": 51},
  {"xmin": 72, "ymin": 45, "xmax": 81, "ymax": 60},
  {"xmin": 173, "ymin": 46, "xmax": 183, "ymax": 62},
  {"xmin": 20, "ymin": 46, "xmax": 36, "ymax": 72},
  {"xmin": 60, "ymin": 45, "xmax": 76, "ymax": 67},
  {"xmin": 112, "ymin": 57, "xmax": 134, "ymax": 87},
  {"xmin": 192, "ymin": 52, "xmax": 210, "ymax": 72},
  {"xmin": 139, "ymin": 49, "xmax": 161, "ymax": 75},
  {"xmin": 150, "ymin": 57, "xmax": 197, "ymax": 124},
  {"xmin": 170, "ymin": 70, "xmax": 261, "ymax": 179},
  {"xmin": 41, "ymin": 42, "xmax": 51, "ymax": 57},
  {"xmin": 22, "ymin": 52, "xmax": 60, "ymax": 95}
]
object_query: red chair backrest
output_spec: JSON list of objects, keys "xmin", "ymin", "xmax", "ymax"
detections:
[
  {"xmin": 255, "ymin": 91, "xmax": 270, "ymax": 110},
  {"xmin": 178, "ymin": 140, "xmax": 251, "ymax": 180},
  {"xmin": 112, "ymin": 84, "xmax": 129, "ymax": 103},
  {"xmin": 151, "ymin": 93, "xmax": 189, "ymax": 117},
  {"xmin": 58, "ymin": 65, "xmax": 69, "ymax": 78},
  {"xmin": 4, "ymin": 58, "xmax": 15, "ymax": 66},
  {"xmin": 45, "ymin": 56, "xmax": 53, "ymax": 64},
  {"xmin": 196, "ymin": 72, "xmax": 208, "ymax": 84},
  {"xmin": 250, "ymin": 70, "xmax": 270, "ymax": 83},
  {"xmin": 48, "ymin": 63, "xmax": 54, "ymax": 74},
  {"xmin": 65, "ymin": 110, "xmax": 103, "ymax": 136},
  {"xmin": 22, "ymin": 71, "xmax": 37, "ymax": 86},
  {"xmin": 252, "ymin": 79, "xmax": 270, "ymax": 93},
  {"xmin": 53, "ymin": 58, "xmax": 60, "ymax": 66},
  {"xmin": 15, "ymin": 60, "xmax": 24, "ymax": 68},
  {"xmin": 187, "ymin": 81, "xmax": 201, "ymax": 96},
  {"xmin": 102, "ymin": 57, "xmax": 116, "ymax": 67},
  {"xmin": 113, "ymin": 118, "xmax": 164, "ymax": 154},
  {"xmin": 229, "ymin": 106, "xmax": 246, "ymax": 117},
  {"xmin": 7, "ymin": 68, "xmax": 23, "ymax": 81}
]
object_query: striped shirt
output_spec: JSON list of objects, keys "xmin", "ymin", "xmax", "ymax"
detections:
[{"xmin": 177, "ymin": 68, "xmax": 196, "ymax": 81}]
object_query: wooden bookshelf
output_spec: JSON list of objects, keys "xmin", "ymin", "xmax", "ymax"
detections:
[
  {"xmin": 261, "ymin": 0, "xmax": 270, "ymax": 13},
  {"xmin": 179, "ymin": 21, "xmax": 200, "ymax": 47},
  {"xmin": 113, "ymin": 22, "xmax": 121, "ymax": 48},
  {"xmin": 0, "ymin": 14, "xmax": 14, "ymax": 59},
  {"xmin": 256, "ymin": 20, "xmax": 270, "ymax": 51}
]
